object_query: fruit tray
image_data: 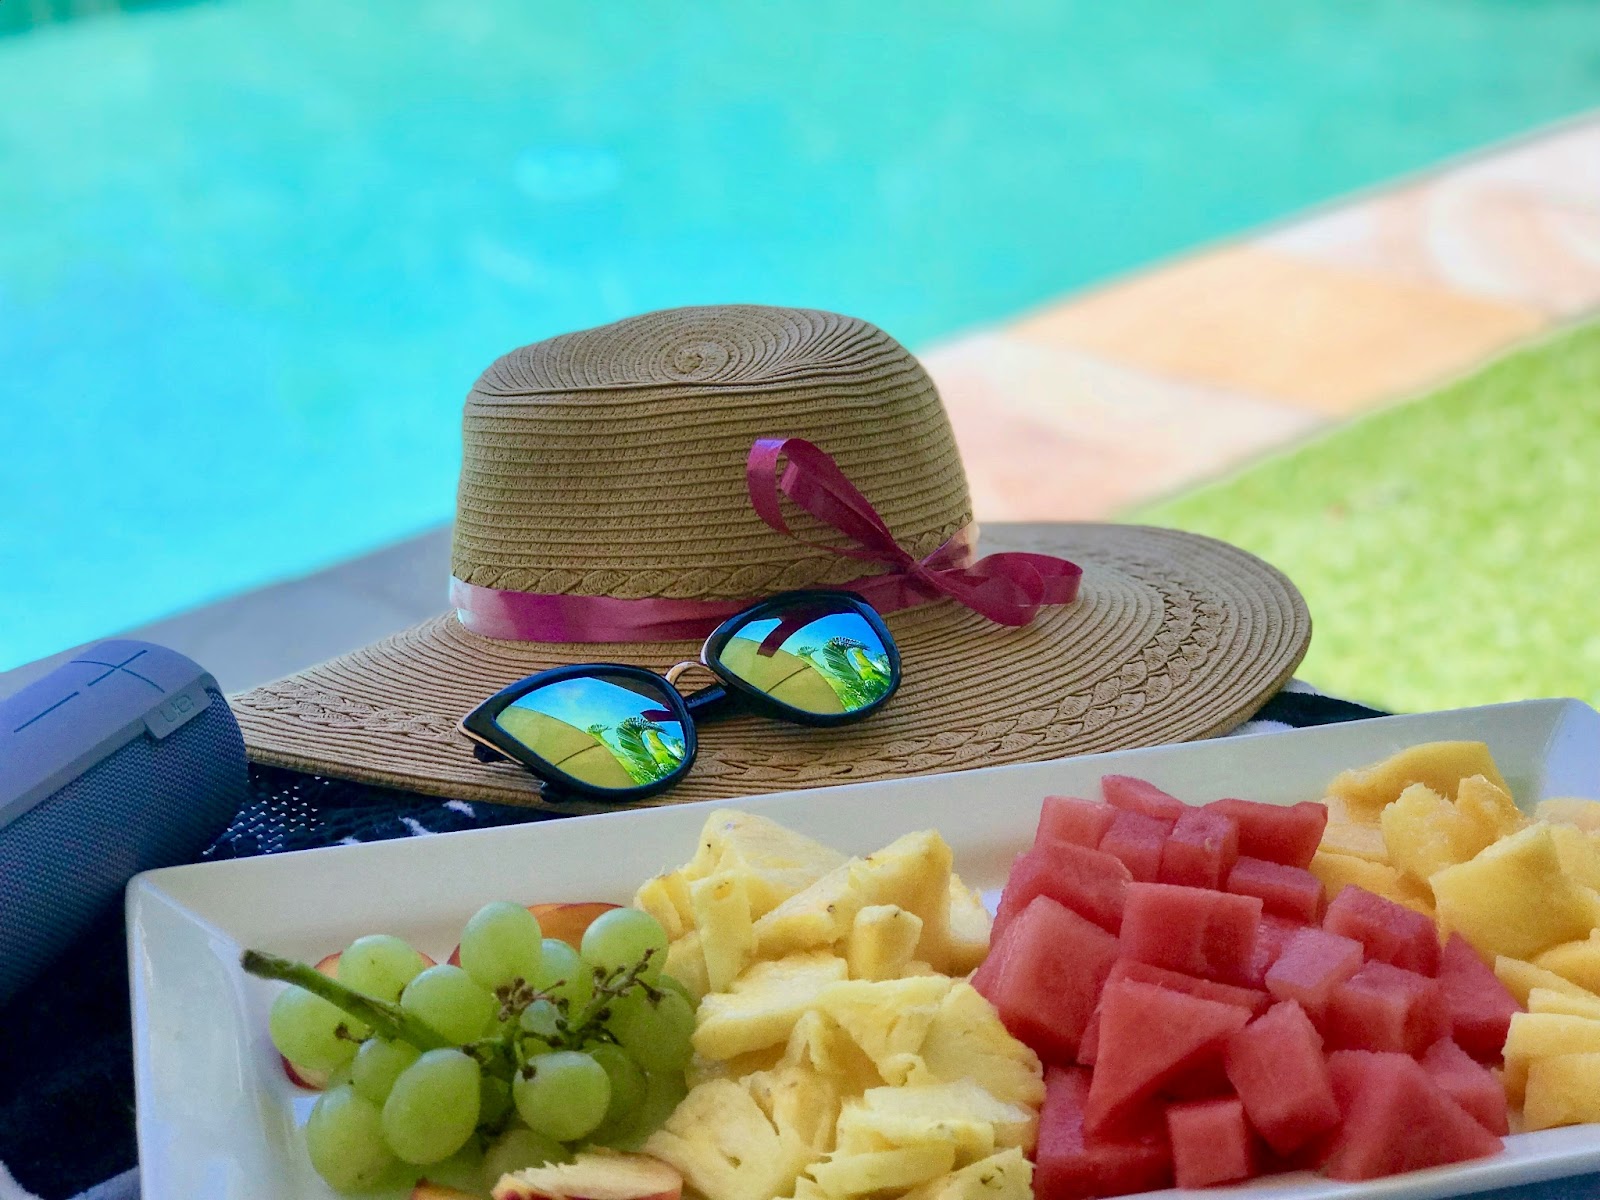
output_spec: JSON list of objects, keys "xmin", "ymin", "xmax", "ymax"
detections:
[{"xmin": 128, "ymin": 698, "xmax": 1600, "ymax": 1200}]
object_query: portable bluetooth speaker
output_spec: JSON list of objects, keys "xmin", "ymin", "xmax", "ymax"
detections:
[{"xmin": 0, "ymin": 639, "xmax": 247, "ymax": 1006}]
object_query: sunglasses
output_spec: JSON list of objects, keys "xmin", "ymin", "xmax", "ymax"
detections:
[{"xmin": 458, "ymin": 590, "xmax": 901, "ymax": 802}]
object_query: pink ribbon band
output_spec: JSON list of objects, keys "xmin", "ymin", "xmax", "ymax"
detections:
[{"xmin": 452, "ymin": 437, "xmax": 1082, "ymax": 643}]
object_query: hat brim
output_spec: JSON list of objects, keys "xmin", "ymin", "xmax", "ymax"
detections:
[{"xmin": 232, "ymin": 524, "xmax": 1309, "ymax": 815}]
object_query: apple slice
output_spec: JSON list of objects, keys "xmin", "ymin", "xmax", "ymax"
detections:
[
  {"xmin": 280, "ymin": 1056, "xmax": 331, "ymax": 1090},
  {"xmin": 411, "ymin": 1181, "xmax": 481, "ymax": 1200},
  {"xmin": 492, "ymin": 1151, "xmax": 682, "ymax": 1200},
  {"xmin": 531, "ymin": 903, "xmax": 622, "ymax": 950}
]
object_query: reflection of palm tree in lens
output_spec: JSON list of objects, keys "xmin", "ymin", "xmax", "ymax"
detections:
[
  {"xmin": 799, "ymin": 636, "xmax": 893, "ymax": 710},
  {"xmin": 613, "ymin": 715, "xmax": 686, "ymax": 784}
]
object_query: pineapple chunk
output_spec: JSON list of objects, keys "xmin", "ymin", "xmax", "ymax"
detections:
[
  {"xmin": 646, "ymin": 1078, "xmax": 815, "ymax": 1200},
  {"xmin": 836, "ymin": 1100, "xmax": 995, "ymax": 1165},
  {"xmin": 1549, "ymin": 823, "xmax": 1600, "ymax": 890},
  {"xmin": 808, "ymin": 1144, "xmax": 957, "ymax": 1198},
  {"xmin": 816, "ymin": 976, "xmax": 953, "ymax": 1084},
  {"xmin": 838, "ymin": 1081, "xmax": 1037, "ymax": 1159},
  {"xmin": 1535, "ymin": 797, "xmax": 1600, "ymax": 833},
  {"xmin": 1431, "ymin": 824, "xmax": 1596, "ymax": 960},
  {"xmin": 1504, "ymin": 1012, "xmax": 1600, "ymax": 1061},
  {"xmin": 1318, "ymin": 794, "xmax": 1389, "ymax": 862},
  {"xmin": 1326, "ymin": 741, "xmax": 1510, "ymax": 819},
  {"xmin": 694, "ymin": 952, "xmax": 850, "ymax": 1060},
  {"xmin": 845, "ymin": 906, "xmax": 924, "ymax": 981},
  {"xmin": 690, "ymin": 1044, "xmax": 787, "ymax": 1089},
  {"xmin": 910, "ymin": 984, "xmax": 1045, "ymax": 1113},
  {"xmin": 693, "ymin": 871, "xmax": 756, "ymax": 993},
  {"xmin": 665, "ymin": 930, "xmax": 711, "ymax": 1003},
  {"xmin": 1524, "ymin": 1053, "xmax": 1600, "ymax": 1131},
  {"xmin": 1528, "ymin": 987, "xmax": 1600, "ymax": 1021},
  {"xmin": 787, "ymin": 1178, "xmax": 831, "ymax": 1200},
  {"xmin": 635, "ymin": 873, "xmax": 694, "ymax": 941},
  {"xmin": 849, "ymin": 831, "xmax": 955, "ymax": 974},
  {"xmin": 1496, "ymin": 956, "xmax": 1600, "ymax": 1006},
  {"xmin": 1308, "ymin": 850, "xmax": 1434, "ymax": 916},
  {"xmin": 697, "ymin": 811, "xmax": 850, "ymax": 919},
  {"xmin": 755, "ymin": 863, "xmax": 863, "ymax": 959},
  {"xmin": 745, "ymin": 1061, "xmax": 843, "ymax": 1159},
  {"xmin": 944, "ymin": 876, "xmax": 991, "ymax": 976},
  {"xmin": 901, "ymin": 1149, "xmax": 1032, "ymax": 1200},
  {"xmin": 1454, "ymin": 775, "xmax": 1528, "ymax": 848},
  {"xmin": 1534, "ymin": 930, "xmax": 1600, "ymax": 994},
  {"xmin": 1381, "ymin": 783, "xmax": 1471, "ymax": 884},
  {"xmin": 780, "ymin": 1010, "xmax": 884, "ymax": 1099},
  {"xmin": 1502, "ymin": 1011, "xmax": 1600, "ymax": 1107}
]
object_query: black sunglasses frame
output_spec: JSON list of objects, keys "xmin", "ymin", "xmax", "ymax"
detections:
[{"xmin": 458, "ymin": 590, "xmax": 900, "ymax": 803}]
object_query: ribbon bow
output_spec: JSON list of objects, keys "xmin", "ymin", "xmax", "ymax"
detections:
[
  {"xmin": 451, "ymin": 437, "xmax": 1081, "ymax": 642},
  {"xmin": 747, "ymin": 437, "xmax": 1081, "ymax": 627}
]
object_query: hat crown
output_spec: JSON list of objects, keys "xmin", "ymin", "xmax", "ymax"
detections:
[{"xmin": 452, "ymin": 305, "xmax": 973, "ymax": 601}]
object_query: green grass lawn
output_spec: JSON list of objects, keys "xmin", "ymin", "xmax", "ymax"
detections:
[{"xmin": 1131, "ymin": 320, "xmax": 1600, "ymax": 715}]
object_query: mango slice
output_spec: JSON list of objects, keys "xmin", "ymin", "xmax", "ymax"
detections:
[
  {"xmin": 1432, "ymin": 824, "xmax": 1596, "ymax": 960},
  {"xmin": 1524, "ymin": 1053, "xmax": 1600, "ymax": 1132},
  {"xmin": 1326, "ymin": 741, "xmax": 1510, "ymax": 821}
]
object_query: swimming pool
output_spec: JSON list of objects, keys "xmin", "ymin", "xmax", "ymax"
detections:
[{"xmin": 4, "ymin": 0, "xmax": 1600, "ymax": 671}]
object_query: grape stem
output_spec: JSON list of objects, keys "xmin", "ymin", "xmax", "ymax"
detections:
[
  {"xmin": 241, "ymin": 946, "xmax": 667, "ymax": 1083},
  {"xmin": 240, "ymin": 949, "xmax": 455, "ymax": 1052},
  {"xmin": 563, "ymin": 949, "xmax": 663, "ymax": 1048}
]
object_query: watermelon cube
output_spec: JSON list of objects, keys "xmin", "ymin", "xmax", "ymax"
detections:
[
  {"xmin": 1224, "ymin": 1000, "xmax": 1339, "ymax": 1154},
  {"xmin": 1037, "ymin": 795, "xmax": 1116, "ymax": 850},
  {"xmin": 1079, "ymin": 960, "xmax": 1267, "ymax": 1076},
  {"xmin": 1324, "ymin": 960, "xmax": 1448, "ymax": 1055},
  {"xmin": 1105, "ymin": 959, "xmax": 1268, "ymax": 1014},
  {"xmin": 973, "ymin": 895, "xmax": 1119, "ymax": 1064},
  {"xmin": 1122, "ymin": 883, "xmax": 1263, "ymax": 985},
  {"xmin": 1437, "ymin": 933, "xmax": 1522, "ymax": 1061},
  {"xmin": 1035, "ymin": 1066, "xmax": 1172, "ymax": 1200},
  {"xmin": 992, "ymin": 841, "xmax": 1131, "ymax": 939},
  {"xmin": 1242, "ymin": 913, "xmax": 1305, "ymax": 989},
  {"xmin": 1421, "ymin": 1038, "xmax": 1510, "ymax": 1135},
  {"xmin": 1085, "ymin": 979, "xmax": 1251, "ymax": 1134},
  {"xmin": 1323, "ymin": 1050, "xmax": 1502, "ymax": 1180},
  {"xmin": 1076, "ymin": 1003, "xmax": 1101, "ymax": 1067},
  {"xmin": 1159, "ymin": 807, "xmax": 1240, "ymax": 890},
  {"xmin": 969, "ymin": 900, "xmax": 1019, "ymax": 999},
  {"xmin": 1166, "ymin": 1096, "xmax": 1257, "ymax": 1189},
  {"xmin": 1265, "ymin": 927, "xmax": 1364, "ymax": 1019},
  {"xmin": 1323, "ymin": 885, "xmax": 1441, "ymax": 976},
  {"xmin": 1227, "ymin": 855, "xmax": 1324, "ymax": 922},
  {"xmin": 1099, "ymin": 809, "xmax": 1169, "ymax": 882},
  {"xmin": 1206, "ymin": 798, "xmax": 1328, "ymax": 868},
  {"xmin": 1102, "ymin": 775, "xmax": 1185, "ymax": 824}
]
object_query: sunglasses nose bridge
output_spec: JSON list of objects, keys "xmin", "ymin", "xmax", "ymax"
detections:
[{"xmin": 663, "ymin": 659, "xmax": 713, "ymax": 690}]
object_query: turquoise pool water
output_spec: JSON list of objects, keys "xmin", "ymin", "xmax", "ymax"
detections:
[{"xmin": 5, "ymin": 0, "xmax": 1600, "ymax": 671}]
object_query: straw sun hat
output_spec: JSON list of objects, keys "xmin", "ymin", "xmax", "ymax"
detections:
[{"xmin": 234, "ymin": 305, "xmax": 1310, "ymax": 814}]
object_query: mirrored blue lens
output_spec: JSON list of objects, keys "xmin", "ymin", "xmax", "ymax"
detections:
[
  {"xmin": 494, "ymin": 672, "xmax": 688, "ymax": 790},
  {"xmin": 714, "ymin": 598, "xmax": 895, "ymax": 716}
]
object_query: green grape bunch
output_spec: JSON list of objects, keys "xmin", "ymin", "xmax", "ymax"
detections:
[{"xmin": 243, "ymin": 904, "xmax": 692, "ymax": 1195}]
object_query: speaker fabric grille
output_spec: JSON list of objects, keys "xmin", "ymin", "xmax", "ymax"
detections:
[{"xmin": 0, "ymin": 691, "xmax": 245, "ymax": 1005}]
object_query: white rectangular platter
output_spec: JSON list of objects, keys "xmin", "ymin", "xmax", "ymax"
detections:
[{"xmin": 129, "ymin": 698, "xmax": 1600, "ymax": 1200}]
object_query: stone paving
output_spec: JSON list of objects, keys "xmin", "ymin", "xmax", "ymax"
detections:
[{"xmin": 925, "ymin": 113, "xmax": 1600, "ymax": 520}]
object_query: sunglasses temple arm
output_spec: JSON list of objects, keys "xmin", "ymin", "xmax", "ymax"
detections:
[{"xmin": 683, "ymin": 682, "xmax": 738, "ymax": 723}]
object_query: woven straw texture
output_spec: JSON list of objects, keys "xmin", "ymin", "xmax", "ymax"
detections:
[
  {"xmin": 233, "ymin": 305, "xmax": 1311, "ymax": 811},
  {"xmin": 455, "ymin": 306, "xmax": 969, "ymax": 599}
]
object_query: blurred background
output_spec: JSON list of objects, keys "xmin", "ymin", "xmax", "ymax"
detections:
[{"xmin": 3, "ymin": 0, "xmax": 1599, "ymax": 711}]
